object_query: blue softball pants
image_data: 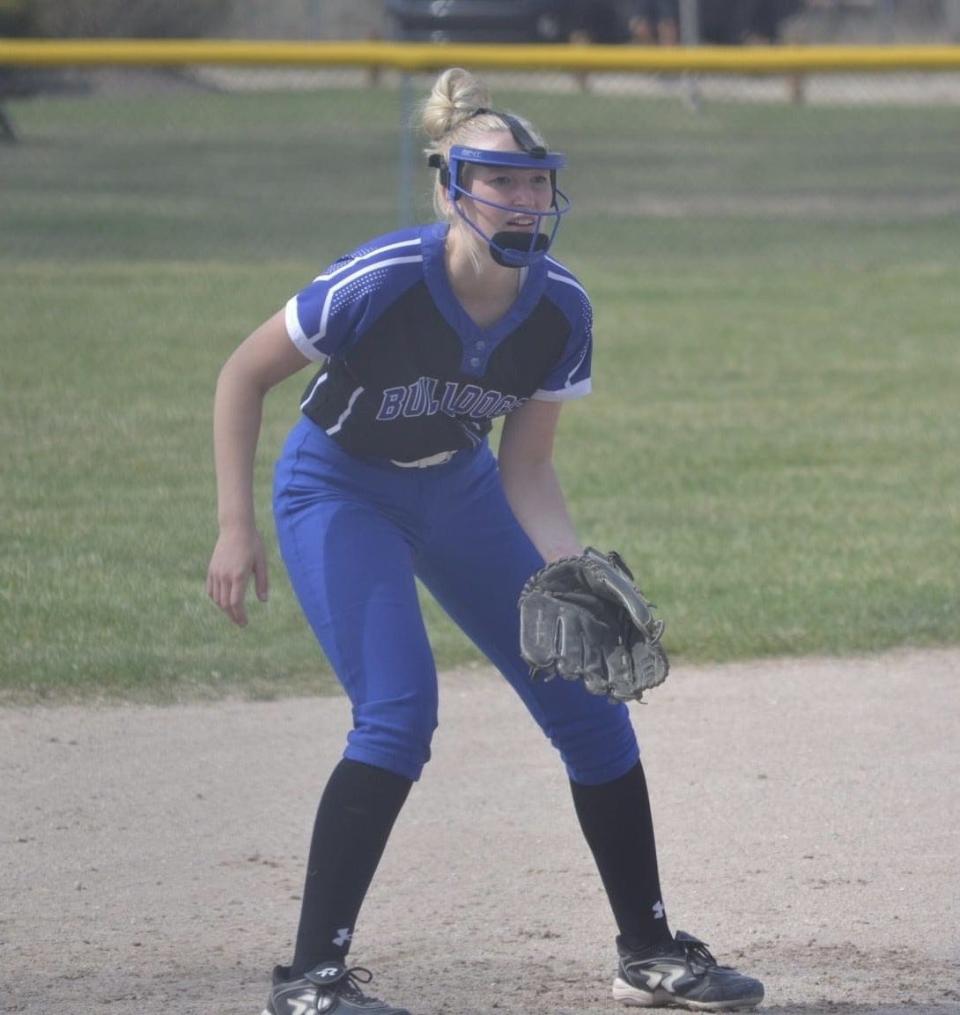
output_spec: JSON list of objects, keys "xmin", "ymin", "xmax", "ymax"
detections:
[{"xmin": 273, "ymin": 417, "xmax": 639, "ymax": 785}]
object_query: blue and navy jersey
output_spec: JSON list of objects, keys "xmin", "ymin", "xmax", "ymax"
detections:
[{"xmin": 284, "ymin": 222, "xmax": 592, "ymax": 464}]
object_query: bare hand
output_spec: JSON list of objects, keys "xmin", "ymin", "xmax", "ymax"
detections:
[{"xmin": 206, "ymin": 525, "xmax": 269, "ymax": 627}]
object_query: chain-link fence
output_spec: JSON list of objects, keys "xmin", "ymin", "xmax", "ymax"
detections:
[
  {"xmin": 2, "ymin": 62, "xmax": 956, "ymax": 263},
  {"xmin": 2, "ymin": 4, "xmax": 958, "ymax": 254},
  {"xmin": 6, "ymin": 52, "xmax": 960, "ymax": 114},
  {"xmin": 186, "ymin": 63, "xmax": 960, "ymax": 107}
]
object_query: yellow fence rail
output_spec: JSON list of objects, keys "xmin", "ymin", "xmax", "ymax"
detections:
[{"xmin": 3, "ymin": 39, "xmax": 960, "ymax": 74}]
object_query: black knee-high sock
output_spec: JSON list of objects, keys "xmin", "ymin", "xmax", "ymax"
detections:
[
  {"xmin": 290, "ymin": 759, "xmax": 412, "ymax": 976},
  {"xmin": 570, "ymin": 760, "xmax": 673, "ymax": 950}
]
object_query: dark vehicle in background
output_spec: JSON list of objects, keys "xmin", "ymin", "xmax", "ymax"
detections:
[
  {"xmin": 385, "ymin": 0, "xmax": 578, "ymax": 44},
  {"xmin": 700, "ymin": 0, "xmax": 803, "ymax": 44},
  {"xmin": 386, "ymin": 0, "xmax": 803, "ymax": 45}
]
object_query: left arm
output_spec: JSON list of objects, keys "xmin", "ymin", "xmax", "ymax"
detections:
[{"xmin": 498, "ymin": 398, "xmax": 583, "ymax": 564}]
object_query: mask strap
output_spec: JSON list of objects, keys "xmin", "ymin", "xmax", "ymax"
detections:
[
  {"xmin": 427, "ymin": 152, "xmax": 449, "ymax": 189},
  {"xmin": 469, "ymin": 108, "xmax": 547, "ymax": 159}
]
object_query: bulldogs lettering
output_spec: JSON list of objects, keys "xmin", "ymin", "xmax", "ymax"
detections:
[{"xmin": 377, "ymin": 377, "xmax": 526, "ymax": 423}]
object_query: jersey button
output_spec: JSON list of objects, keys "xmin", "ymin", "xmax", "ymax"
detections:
[
  {"xmin": 469, "ymin": 357, "xmax": 481, "ymax": 367},
  {"xmin": 475, "ymin": 340, "xmax": 486, "ymax": 350}
]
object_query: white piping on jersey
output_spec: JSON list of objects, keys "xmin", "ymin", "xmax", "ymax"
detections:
[
  {"xmin": 299, "ymin": 370, "xmax": 328, "ymax": 410},
  {"xmin": 564, "ymin": 340, "xmax": 590, "ymax": 387},
  {"xmin": 458, "ymin": 422, "xmax": 483, "ymax": 447},
  {"xmin": 546, "ymin": 269, "xmax": 589, "ymax": 299},
  {"xmin": 311, "ymin": 237, "xmax": 422, "ymax": 284},
  {"xmin": 539, "ymin": 269, "xmax": 592, "ymax": 394},
  {"xmin": 317, "ymin": 255, "xmax": 423, "ymax": 345},
  {"xmin": 325, "ymin": 385, "xmax": 365, "ymax": 436},
  {"xmin": 285, "ymin": 239, "xmax": 424, "ymax": 360}
]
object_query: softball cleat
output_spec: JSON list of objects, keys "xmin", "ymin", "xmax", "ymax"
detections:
[
  {"xmin": 261, "ymin": 961, "xmax": 412, "ymax": 1014},
  {"xmin": 613, "ymin": 930, "xmax": 764, "ymax": 1010}
]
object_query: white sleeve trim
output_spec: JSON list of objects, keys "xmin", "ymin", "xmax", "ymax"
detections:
[
  {"xmin": 532, "ymin": 378, "xmax": 592, "ymax": 402},
  {"xmin": 285, "ymin": 296, "xmax": 326, "ymax": 362}
]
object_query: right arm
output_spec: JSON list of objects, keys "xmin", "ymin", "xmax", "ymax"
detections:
[{"xmin": 206, "ymin": 309, "xmax": 313, "ymax": 626}]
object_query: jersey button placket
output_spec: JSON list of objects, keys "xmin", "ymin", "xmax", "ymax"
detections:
[{"xmin": 468, "ymin": 340, "xmax": 486, "ymax": 371}]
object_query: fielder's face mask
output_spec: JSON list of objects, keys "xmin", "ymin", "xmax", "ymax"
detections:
[{"xmin": 428, "ymin": 109, "xmax": 572, "ymax": 268}]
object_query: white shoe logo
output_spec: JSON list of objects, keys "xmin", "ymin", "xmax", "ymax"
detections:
[
  {"xmin": 652, "ymin": 900, "xmax": 665, "ymax": 920},
  {"xmin": 660, "ymin": 965, "xmax": 688, "ymax": 993},
  {"xmin": 288, "ymin": 991, "xmax": 316, "ymax": 1015},
  {"xmin": 332, "ymin": 927, "xmax": 352, "ymax": 947}
]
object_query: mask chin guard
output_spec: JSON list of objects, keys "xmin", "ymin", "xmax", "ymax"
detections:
[{"xmin": 488, "ymin": 231, "xmax": 550, "ymax": 268}]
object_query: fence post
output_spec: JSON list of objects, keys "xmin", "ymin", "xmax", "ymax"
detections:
[
  {"xmin": 678, "ymin": 0, "xmax": 699, "ymax": 44},
  {"xmin": 0, "ymin": 105, "xmax": 17, "ymax": 143},
  {"xmin": 946, "ymin": 0, "xmax": 960, "ymax": 41},
  {"xmin": 678, "ymin": 0, "xmax": 702, "ymax": 110},
  {"xmin": 397, "ymin": 72, "xmax": 416, "ymax": 230}
]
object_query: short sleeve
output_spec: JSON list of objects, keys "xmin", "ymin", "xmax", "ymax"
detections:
[
  {"xmin": 284, "ymin": 254, "xmax": 375, "ymax": 362},
  {"xmin": 532, "ymin": 284, "xmax": 593, "ymax": 402}
]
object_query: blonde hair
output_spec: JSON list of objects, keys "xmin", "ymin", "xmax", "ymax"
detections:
[{"xmin": 419, "ymin": 68, "xmax": 547, "ymax": 267}]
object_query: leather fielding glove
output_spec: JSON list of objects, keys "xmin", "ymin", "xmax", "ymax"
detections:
[{"xmin": 518, "ymin": 547, "xmax": 669, "ymax": 703}]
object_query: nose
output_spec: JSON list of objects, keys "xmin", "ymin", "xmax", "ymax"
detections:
[{"xmin": 510, "ymin": 181, "xmax": 536, "ymax": 209}]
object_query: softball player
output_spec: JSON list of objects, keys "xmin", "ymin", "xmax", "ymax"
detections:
[{"xmin": 207, "ymin": 67, "xmax": 763, "ymax": 1015}]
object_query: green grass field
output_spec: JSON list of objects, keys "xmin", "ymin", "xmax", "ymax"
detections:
[{"xmin": 1, "ymin": 82, "xmax": 958, "ymax": 703}]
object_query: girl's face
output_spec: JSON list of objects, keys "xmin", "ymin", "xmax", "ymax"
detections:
[{"xmin": 459, "ymin": 132, "xmax": 553, "ymax": 239}]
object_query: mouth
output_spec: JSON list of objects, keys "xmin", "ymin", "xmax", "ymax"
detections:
[{"xmin": 505, "ymin": 216, "xmax": 536, "ymax": 229}]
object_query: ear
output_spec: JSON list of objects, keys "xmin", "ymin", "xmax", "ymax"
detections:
[{"xmin": 436, "ymin": 180, "xmax": 454, "ymax": 213}]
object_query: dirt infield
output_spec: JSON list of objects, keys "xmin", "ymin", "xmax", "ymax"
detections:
[{"xmin": 2, "ymin": 648, "xmax": 958, "ymax": 1015}]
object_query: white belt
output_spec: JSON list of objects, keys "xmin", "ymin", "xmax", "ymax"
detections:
[{"xmin": 390, "ymin": 450, "xmax": 456, "ymax": 469}]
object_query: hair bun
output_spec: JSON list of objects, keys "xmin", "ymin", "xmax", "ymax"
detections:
[{"xmin": 419, "ymin": 67, "xmax": 493, "ymax": 141}]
